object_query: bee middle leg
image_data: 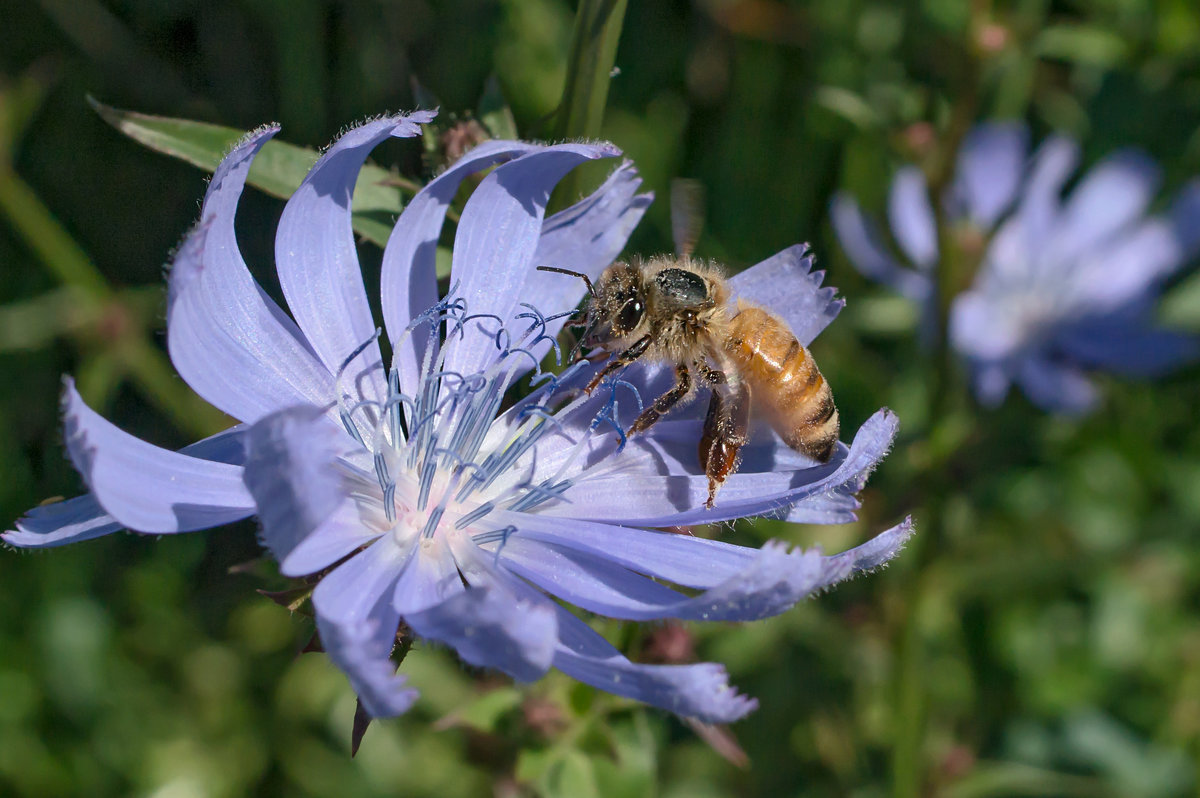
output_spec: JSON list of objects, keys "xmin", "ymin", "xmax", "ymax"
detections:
[
  {"xmin": 584, "ymin": 335, "xmax": 651, "ymax": 393},
  {"xmin": 629, "ymin": 364, "xmax": 693, "ymax": 435},
  {"xmin": 698, "ymin": 380, "xmax": 751, "ymax": 508}
]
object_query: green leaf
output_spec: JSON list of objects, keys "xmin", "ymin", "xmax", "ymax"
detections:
[
  {"xmin": 544, "ymin": 750, "xmax": 600, "ymax": 798},
  {"xmin": 410, "ymin": 77, "xmax": 444, "ymax": 162},
  {"xmin": 478, "ymin": 75, "xmax": 519, "ymax": 140},
  {"xmin": 813, "ymin": 86, "xmax": 881, "ymax": 130},
  {"xmin": 594, "ymin": 715, "xmax": 657, "ymax": 798},
  {"xmin": 515, "ymin": 748, "xmax": 556, "ymax": 784},
  {"xmin": 1159, "ymin": 270, "xmax": 1200, "ymax": 329},
  {"xmin": 87, "ymin": 97, "xmax": 420, "ymax": 248},
  {"xmin": 1034, "ymin": 25, "xmax": 1129, "ymax": 68},
  {"xmin": 435, "ymin": 687, "xmax": 523, "ymax": 733}
]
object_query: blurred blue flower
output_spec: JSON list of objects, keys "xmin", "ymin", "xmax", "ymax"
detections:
[
  {"xmin": 832, "ymin": 122, "xmax": 1200, "ymax": 413},
  {"xmin": 6, "ymin": 113, "xmax": 911, "ymax": 724}
]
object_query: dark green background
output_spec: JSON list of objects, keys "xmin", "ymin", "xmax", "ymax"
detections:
[{"xmin": 3, "ymin": 0, "xmax": 1200, "ymax": 795}]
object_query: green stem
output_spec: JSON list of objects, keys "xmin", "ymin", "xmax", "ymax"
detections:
[{"xmin": 890, "ymin": 43, "xmax": 983, "ymax": 798}]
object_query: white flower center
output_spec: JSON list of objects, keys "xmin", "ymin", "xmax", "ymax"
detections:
[{"xmin": 332, "ymin": 297, "xmax": 626, "ymax": 556}]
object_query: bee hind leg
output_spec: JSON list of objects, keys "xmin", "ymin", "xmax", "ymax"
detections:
[
  {"xmin": 698, "ymin": 380, "xmax": 750, "ymax": 509},
  {"xmin": 629, "ymin": 364, "xmax": 693, "ymax": 435}
]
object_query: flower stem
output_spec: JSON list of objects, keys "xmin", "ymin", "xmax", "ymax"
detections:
[{"xmin": 890, "ymin": 45, "xmax": 983, "ymax": 798}]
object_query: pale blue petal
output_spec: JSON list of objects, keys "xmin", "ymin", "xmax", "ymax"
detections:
[
  {"xmin": 1068, "ymin": 219, "xmax": 1183, "ymax": 309},
  {"xmin": 313, "ymin": 536, "xmax": 411, "ymax": 625},
  {"xmin": 3, "ymin": 495, "xmax": 121, "ymax": 549},
  {"xmin": 497, "ymin": 516, "xmax": 912, "ymax": 622},
  {"xmin": 728, "ymin": 244, "xmax": 844, "ymax": 347},
  {"xmin": 541, "ymin": 409, "xmax": 898, "ymax": 527},
  {"xmin": 548, "ymin": 602, "xmax": 758, "ymax": 723},
  {"xmin": 949, "ymin": 289, "xmax": 1028, "ymax": 362},
  {"xmin": 888, "ymin": 167, "xmax": 939, "ymax": 267},
  {"xmin": 444, "ymin": 143, "xmax": 621, "ymax": 379},
  {"xmin": 1016, "ymin": 358, "xmax": 1099, "ymax": 414},
  {"xmin": 316, "ymin": 589, "xmax": 418, "ymax": 719},
  {"xmin": 780, "ymin": 490, "xmax": 863, "ymax": 524},
  {"xmin": 1047, "ymin": 150, "xmax": 1160, "ymax": 266},
  {"xmin": 391, "ymin": 538, "xmax": 463, "ymax": 613},
  {"xmin": 406, "ymin": 587, "xmax": 557, "ymax": 682},
  {"xmin": 381, "ymin": 139, "xmax": 540, "ymax": 390},
  {"xmin": 393, "ymin": 538, "xmax": 556, "ymax": 681},
  {"xmin": 57, "ymin": 379, "xmax": 254, "ymax": 534},
  {"xmin": 1055, "ymin": 320, "xmax": 1200, "ymax": 377},
  {"xmin": 830, "ymin": 193, "xmax": 931, "ymax": 300},
  {"xmin": 5, "ymin": 424, "xmax": 247, "ymax": 548},
  {"xmin": 275, "ymin": 113, "xmax": 433, "ymax": 409},
  {"xmin": 167, "ymin": 128, "xmax": 334, "ymax": 424},
  {"xmin": 241, "ymin": 405, "xmax": 378, "ymax": 575},
  {"xmin": 489, "ymin": 509, "xmax": 756, "ymax": 590},
  {"xmin": 972, "ymin": 362, "xmax": 1013, "ymax": 408},
  {"xmin": 281, "ymin": 502, "xmax": 381, "ymax": 577},
  {"xmin": 954, "ymin": 122, "xmax": 1029, "ymax": 227},
  {"xmin": 1169, "ymin": 180, "xmax": 1200, "ymax": 255},
  {"xmin": 1015, "ymin": 135, "xmax": 1079, "ymax": 257}
]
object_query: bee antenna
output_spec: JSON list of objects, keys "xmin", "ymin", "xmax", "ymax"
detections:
[{"xmin": 537, "ymin": 265, "xmax": 595, "ymax": 297}]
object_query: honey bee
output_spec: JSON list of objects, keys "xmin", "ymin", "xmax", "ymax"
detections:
[{"xmin": 539, "ymin": 182, "xmax": 839, "ymax": 508}]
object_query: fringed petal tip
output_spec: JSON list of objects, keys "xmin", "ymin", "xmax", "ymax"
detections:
[
  {"xmin": 685, "ymin": 514, "xmax": 913, "ymax": 621},
  {"xmin": 668, "ymin": 663, "xmax": 759, "ymax": 724},
  {"xmin": 327, "ymin": 110, "xmax": 436, "ymax": 152},
  {"xmin": 832, "ymin": 515, "xmax": 916, "ymax": 576},
  {"xmin": 225, "ymin": 124, "xmax": 281, "ymax": 163},
  {"xmin": 316, "ymin": 597, "xmax": 420, "ymax": 721},
  {"xmin": 164, "ymin": 217, "xmax": 213, "ymax": 311},
  {"xmin": 3, "ymin": 494, "xmax": 123, "ymax": 550}
]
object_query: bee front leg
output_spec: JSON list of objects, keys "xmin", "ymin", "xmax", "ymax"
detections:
[
  {"xmin": 584, "ymin": 335, "xmax": 651, "ymax": 394},
  {"xmin": 629, "ymin": 364, "xmax": 693, "ymax": 435},
  {"xmin": 698, "ymin": 379, "xmax": 751, "ymax": 508}
]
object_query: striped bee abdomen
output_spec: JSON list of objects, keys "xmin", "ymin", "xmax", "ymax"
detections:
[{"xmin": 724, "ymin": 305, "xmax": 840, "ymax": 462}]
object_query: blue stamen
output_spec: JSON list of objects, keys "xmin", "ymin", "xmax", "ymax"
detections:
[
  {"xmin": 507, "ymin": 479, "xmax": 572, "ymax": 512},
  {"xmin": 471, "ymin": 525, "xmax": 516, "ymax": 547},
  {"xmin": 382, "ymin": 482, "xmax": 397, "ymax": 523},
  {"xmin": 455, "ymin": 502, "xmax": 495, "ymax": 530}
]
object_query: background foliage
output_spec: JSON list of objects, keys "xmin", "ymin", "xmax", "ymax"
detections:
[{"xmin": 3, "ymin": 0, "xmax": 1200, "ymax": 795}]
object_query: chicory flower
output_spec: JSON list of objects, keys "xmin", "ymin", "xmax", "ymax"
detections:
[
  {"xmin": 7, "ymin": 112, "xmax": 910, "ymax": 724},
  {"xmin": 832, "ymin": 122, "xmax": 1200, "ymax": 413}
]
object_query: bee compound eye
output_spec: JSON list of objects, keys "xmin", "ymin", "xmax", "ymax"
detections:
[{"xmin": 617, "ymin": 298, "xmax": 644, "ymax": 331}]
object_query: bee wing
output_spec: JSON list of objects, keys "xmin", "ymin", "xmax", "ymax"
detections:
[{"xmin": 670, "ymin": 178, "xmax": 706, "ymax": 257}]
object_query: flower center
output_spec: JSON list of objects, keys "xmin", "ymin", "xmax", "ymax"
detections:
[{"xmin": 333, "ymin": 296, "xmax": 631, "ymax": 553}]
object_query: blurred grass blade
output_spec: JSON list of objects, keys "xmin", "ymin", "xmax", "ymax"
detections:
[
  {"xmin": 0, "ymin": 81, "xmax": 227, "ymax": 435},
  {"xmin": 0, "ymin": 288, "xmax": 84, "ymax": 351},
  {"xmin": 0, "ymin": 164, "xmax": 111, "ymax": 297},
  {"xmin": 0, "ymin": 168, "xmax": 225, "ymax": 434},
  {"xmin": 0, "ymin": 64, "xmax": 54, "ymax": 163},
  {"xmin": 557, "ymin": 0, "xmax": 628, "ymax": 140},
  {"xmin": 553, "ymin": 0, "xmax": 628, "ymax": 210},
  {"xmin": 88, "ymin": 97, "xmax": 422, "ymax": 248}
]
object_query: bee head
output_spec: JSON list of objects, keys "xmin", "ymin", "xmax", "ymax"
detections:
[{"xmin": 585, "ymin": 263, "xmax": 647, "ymax": 348}]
